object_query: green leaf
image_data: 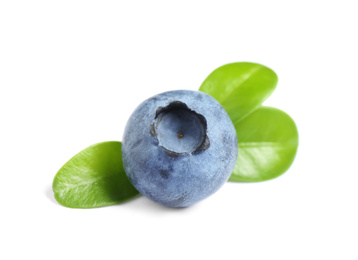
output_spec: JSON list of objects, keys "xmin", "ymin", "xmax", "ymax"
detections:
[
  {"xmin": 229, "ymin": 107, "xmax": 298, "ymax": 182},
  {"xmin": 53, "ymin": 141, "xmax": 139, "ymax": 208},
  {"xmin": 200, "ymin": 62, "xmax": 298, "ymax": 181},
  {"xmin": 199, "ymin": 62, "xmax": 278, "ymax": 124}
]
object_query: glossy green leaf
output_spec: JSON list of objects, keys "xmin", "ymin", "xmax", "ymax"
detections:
[
  {"xmin": 53, "ymin": 141, "xmax": 139, "ymax": 208},
  {"xmin": 229, "ymin": 107, "xmax": 298, "ymax": 182},
  {"xmin": 199, "ymin": 62, "xmax": 278, "ymax": 124}
]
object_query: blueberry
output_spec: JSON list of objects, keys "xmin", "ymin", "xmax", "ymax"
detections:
[{"xmin": 122, "ymin": 90, "xmax": 238, "ymax": 207}]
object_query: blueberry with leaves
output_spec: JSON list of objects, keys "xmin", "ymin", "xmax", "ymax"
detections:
[{"xmin": 52, "ymin": 62, "xmax": 298, "ymax": 208}]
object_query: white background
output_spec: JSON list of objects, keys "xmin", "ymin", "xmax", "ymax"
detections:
[{"xmin": 1, "ymin": 1, "xmax": 357, "ymax": 259}]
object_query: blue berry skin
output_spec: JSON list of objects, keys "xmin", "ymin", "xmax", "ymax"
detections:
[{"xmin": 122, "ymin": 90, "xmax": 238, "ymax": 208}]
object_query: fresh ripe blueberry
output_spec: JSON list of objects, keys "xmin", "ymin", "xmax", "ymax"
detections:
[{"xmin": 122, "ymin": 90, "xmax": 238, "ymax": 208}]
